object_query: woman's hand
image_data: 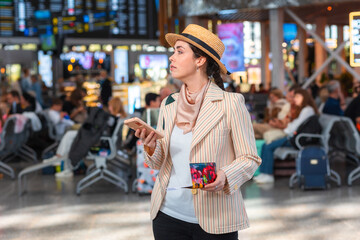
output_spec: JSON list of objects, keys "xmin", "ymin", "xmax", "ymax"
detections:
[
  {"xmin": 203, "ymin": 169, "xmax": 227, "ymax": 192},
  {"xmin": 135, "ymin": 128, "xmax": 157, "ymax": 154}
]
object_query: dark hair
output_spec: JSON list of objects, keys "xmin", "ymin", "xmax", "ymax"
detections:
[
  {"xmin": 145, "ymin": 93, "xmax": 160, "ymax": 106},
  {"xmin": 9, "ymin": 90, "xmax": 20, "ymax": 99},
  {"xmin": 189, "ymin": 43, "xmax": 224, "ymax": 90},
  {"xmin": 22, "ymin": 91, "xmax": 36, "ymax": 111},
  {"xmin": 52, "ymin": 97, "xmax": 63, "ymax": 106},
  {"xmin": 294, "ymin": 88, "xmax": 319, "ymax": 116},
  {"xmin": 289, "ymin": 84, "xmax": 300, "ymax": 92},
  {"xmin": 70, "ymin": 88, "xmax": 84, "ymax": 106}
]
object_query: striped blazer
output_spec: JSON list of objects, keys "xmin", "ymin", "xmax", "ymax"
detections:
[{"xmin": 144, "ymin": 82, "xmax": 261, "ymax": 234}]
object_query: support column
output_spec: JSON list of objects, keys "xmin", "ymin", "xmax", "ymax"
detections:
[
  {"xmin": 315, "ymin": 17, "xmax": 327, "ymax": 84},
  {"xmin": 337, "ymin": 25, "xmax": 346, "ymax": 74},
  {"xmin": 261, "ymin": 21, "xmax": 271, "ymax": 89},
  {"xmin": 52, "ymin": 56, "xmax": 63, "ymax": 97},
  {"xmin": 269, "ymin": 8, "xmax": 285, "ymax": 90},
  {"xmin": 298, "ymin": 26, "xmax": 308, "ymax": 84}
]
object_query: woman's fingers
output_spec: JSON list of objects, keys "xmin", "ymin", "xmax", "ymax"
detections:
[
  {"xmin": 143, "ymin": 131, "xmax": 154, "ymax": 145},
  {"xmin": 139, "ymin": 128, "xmax": 147, "ymax": 140},
  {"xmin": 203, "ymin": 180, "xmax": 222, "ymax": 192},
  {"xmin": 135, "ymin": 129, "xmax": 157, "ymax": 149},
  {"xmin": 134, "ymin": 129, "xmax": 141, "ymax": 138}
]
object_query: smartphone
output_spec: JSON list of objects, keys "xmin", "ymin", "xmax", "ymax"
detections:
[{"xmin": 124, "ymin": 117, "xmax": 164, "ymax": 139}]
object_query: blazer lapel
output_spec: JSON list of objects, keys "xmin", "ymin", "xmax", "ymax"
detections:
[
  {"xmin": 158, "ymin": 93, "xmax": 178, "ymax": 189},
  {"xmin": 162, "ymin": 93, "xmax": 178, "ymax": 160},
  {"xmin": 191, "ymin": 82, "xmax": 224, "ymax": 151}
]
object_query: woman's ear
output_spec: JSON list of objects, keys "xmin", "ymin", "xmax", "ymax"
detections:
[{"xmin": 196, "ymin": 56, "xmax": 207, "ymax": 69}]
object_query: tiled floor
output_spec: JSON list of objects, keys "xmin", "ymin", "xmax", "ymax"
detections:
[{"xmin": 1, "ymin": 165, "xmax": 360, "ymax": 240}]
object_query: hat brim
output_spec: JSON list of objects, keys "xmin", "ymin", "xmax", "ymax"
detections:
[{"xmin": 165, "ymin": 33, "xmax": 229, "ymax": 75}]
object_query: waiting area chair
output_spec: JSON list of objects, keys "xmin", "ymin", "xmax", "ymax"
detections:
[
  {"xmin": 76, "ymin": 118, "xmax": 129, "ymax": 195},
  {"xmin": 1, "ymin": 116, "xmax": 39, "ymax": 179},
  {"xmin": 272, "ymin": 114, "xmax": 343, "ymax": 187}
]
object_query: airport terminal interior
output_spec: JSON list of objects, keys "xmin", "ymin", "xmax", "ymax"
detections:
[{"xmin": 1, "ymin": 0, "xmax": 360, "ymax": 239}]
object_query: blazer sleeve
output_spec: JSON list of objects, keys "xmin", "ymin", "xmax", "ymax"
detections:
[
  {"xmin": 221, "ymin": 93, "xmax": 262, "ymax": 195},
  {"xmin": 144, "ymin": 99, "xmax": 166, "ymax": 170}
]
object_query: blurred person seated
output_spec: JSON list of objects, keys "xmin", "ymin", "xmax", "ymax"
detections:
[
  {"xmin": 141, "ymin": 92, "xmax": 161, "ymax": 127},
  {"xmin": 0, "ymin": 102, "xmax": 10, "ymax": 133},
  {"xmin": 249, "ymin": 83, "xmax": 257, "ymax": 94},
  {"xmin": 253, "ymin": 88, "xmax": 290, "ymax": 139},
  {"xmin": 21, "ymin": 91, "xmax": 36, "ymax": 112},
  {"xmin": 7, "ymin": 90, "xmax": 23, "ymax": 114},
  {"xmin": 260, "ymin": 85, "xmax": 300, "ymax": 144},
  {"xmin": 345, "ymin": 82, "xmax": 360, "ymax": 132},
  {"xmin": 48, "ymin": 98, "xmax": 75, "ymax": 137},
  {"xmin": 322, "ymin": 80, "xmax": 345, "ymax": 116},
  {"xmin": 106, "ymin": 97, "xmax": 127, "ymax": 133},
  {"xmin": 258, "ymin": 83, "xmax": 268, "ymax": 93},
  {"xmin": 315, "ymin": 86, "xmax": 329, "ymax": 113},
  {"xmin": 62, "ymin": 88, "xmax": 87, "ymax": 124},
  {"xmin": 254, "ymin": 88, "xmax": 318, "ymax": 184}
]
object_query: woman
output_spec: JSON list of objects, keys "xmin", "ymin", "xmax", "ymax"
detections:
[
  {"xmin": 135, "ymin": 24, "xmax": 261, "ymax": 239},
  {"xmin": 254, "ymin": 88, "xmax": 319, "ymax": 184},
  {"xmin": 62, "ymin": 88, "xmax": 87, "ymax": 123},
  {"xmin": 107, "ymin": 97, "xmax": 127, "ymax": 133},
  {"xmin": 253, "ymin": 88, "xmax": 290, "ymax": 139}
]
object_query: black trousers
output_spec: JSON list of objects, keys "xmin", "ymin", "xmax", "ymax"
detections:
[{"xmin": 153, "ymin": 211, "xmax": 238, "ymax": 240}]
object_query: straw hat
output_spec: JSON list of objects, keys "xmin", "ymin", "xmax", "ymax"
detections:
[{"xmin": 165, "ymin": 24, "xmax": 230, "ymax": 75}]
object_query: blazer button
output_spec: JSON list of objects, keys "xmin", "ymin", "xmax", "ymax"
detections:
[
  {"xmin": 234, "ymin": 184, "xmax": 239, "ymax": 190},
  {"xmin": 191, "ymin": 189, "xmax": 198, "ymax": 195}
]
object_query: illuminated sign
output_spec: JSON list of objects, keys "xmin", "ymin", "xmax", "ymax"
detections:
[
  {"xmin": 139, "ymin": 54, "xmax": 168, "ymax": 69},
  {"xmin": 217, "ymin": 22, "xmax": 245, "ymax": 72},
  {"xmin": 350, "ymin": 11, "xmax": 360, "ymax": 67}
]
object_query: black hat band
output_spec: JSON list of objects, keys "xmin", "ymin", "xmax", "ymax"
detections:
[{"xmin": 180, "ymin": 33, "xmax": 221, "ymax": 60}]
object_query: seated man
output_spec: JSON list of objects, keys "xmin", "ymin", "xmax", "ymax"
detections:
[
  {"xmin": 7, "ymin": 90, "xmax": 23, "ymax": 114},
  {"xmin": 322, "ymin": 80, "xmax": 345, "ymax": 116},
  {"xmin": 48, "ymin": 98, "xmax": 74, "ymax": 137}
]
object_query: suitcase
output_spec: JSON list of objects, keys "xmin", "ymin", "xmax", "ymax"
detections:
[
  {"xmin": 134, "ymin": 108, "xmax": 159, "ymax": 194},
  {"xmin": 296, "ymin": 146, "xmax": 330, "ymax": 190},
  {"xmin": 135, "ymin": 140, "xmax": 159, "ymax": 194}
]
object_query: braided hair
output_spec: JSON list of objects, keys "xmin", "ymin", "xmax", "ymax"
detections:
[{"xmin": 189, "ymin": 44, "xmax": 225, "ymax": 91}]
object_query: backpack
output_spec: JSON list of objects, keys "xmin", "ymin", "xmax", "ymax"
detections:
[
  {"xmin": 290, "ymin": 115, "xmax": 322, "ymax": 149},
  {"xmin": 69, "ymin": 107, "xmax": 110, "ymax": 168}
]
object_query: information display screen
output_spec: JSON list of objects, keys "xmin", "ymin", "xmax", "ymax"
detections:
[
  {"xmin": 139, "ymin": 54, "xmax": 168, "ymax": 69},
  {"xmin": 0, "ymin": 0, "xmax": 14, "ymax": 36},
  {"xmin": 350, "ymin": 11, "xmax": 360, "ymax": 67},
  {"xmin": 38, "ymin": 50, "xmax": 53, "ymax": 87},
  {"xmin": 0, "ymin": 0, "xmax": 157, "ymax": 39},
  {"xmin": 114, "ymin": 48, "xmax": 129, "ymax": 83}
]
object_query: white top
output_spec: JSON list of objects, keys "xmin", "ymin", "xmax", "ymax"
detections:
[
  {"xmin": 284, "ymin": 106, "xmax": 315, "ymax": 136},
  {"xmin": 48, "ymin": 109, "xmax": 74, "ymax": 136},
  {"xmin": 160, "ymin": 125, "xmax": 198, "ymax": 223}
]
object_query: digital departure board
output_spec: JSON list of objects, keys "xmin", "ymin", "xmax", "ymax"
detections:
[
  {"xmin": 350, "ymin": 11, "xmax": 360, "ymax": 67},
  {"xmin": 0, "ymin": 0, "xmax": 14, "ymax": 36},
  {"xmin": 0, "ymin": 0, "xmax": 157, "ymax": 39}
]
